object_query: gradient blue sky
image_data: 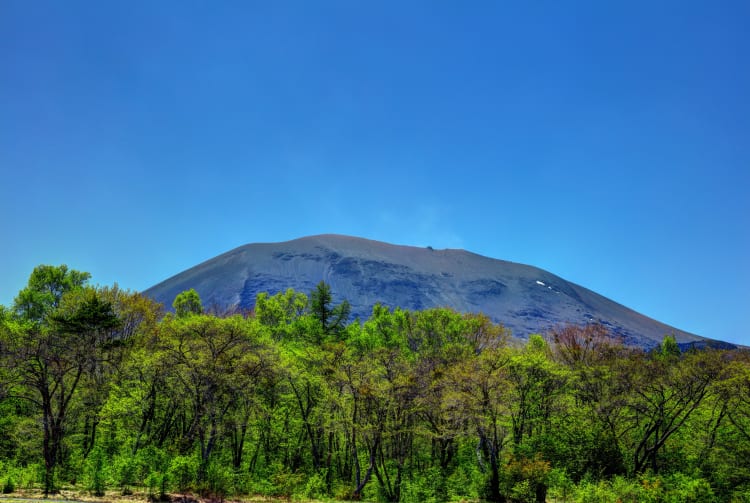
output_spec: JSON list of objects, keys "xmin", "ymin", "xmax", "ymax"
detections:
[{"xmin": 1, "ymin": 1, "xmax": 748, "ymax": 345}]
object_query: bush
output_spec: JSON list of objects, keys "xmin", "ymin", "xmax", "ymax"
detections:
[
  {"xmin": 269, "ymin": 463, "xmax": 304, "ymax": 498},
  {"xmin": 229, "ymin": 468, "xmax": 252, "ymax": 496},
  {"xmin": 446, "ymin": 465, "xmax": 478, "ymax": 500},
  {"xmin": 573, "ymin": 479, "xmax": 619, "ymax": 503},
  {"xmin": 729, "ymin": 488, "xmax": 750, "ymax": 503},
  {"xmin": 400, "ymin": 467, "xmax": 445, "ymax": 503},
  {"xmin": 2, "ymin": 476, "xmax": 15, "ymax": 494},
  {"xmin": 573, "ymin": 476, "xmax": 664, "ymax": 503},
  {"xmin": 168, "ymin": 455, "xmax": 197, "ymax": 493},
  {"xmin": 145, "ymin": 472, "xmax": 169, "ymax": 501},
  {"xmin": 202, "ymin": 461, "xmax": 234, "ymax": 498},
  {"xmin": 135, "ymin": 445, "xmax": 170, "ymax": 483},
  {"xmin": 300, "ymin": 471, "xmax": 328, "ymax": 500},
  {"xmin": 504, "ymin": 455, "xmax": 551, "ymax": 502},
  {"xmin": 84, "ymin": 447, "xmax": 109, "ymax": 496},
  {"xmin": 664, "ymin": 473, "xmax": 717, "ymax": 503},
  {"xmin": 19, "ymin": 463, "xmax": 43, "ymax": 490},
  {"xmin": 113, "ymin": 454, "xmax": 138, "ymax": 494},
  {"xmin": 546, "ymin": 468, "xmax": 574, "ymax": 502},
  {"xmin": 611, "ymin": 476, "xmax": 659, "ymax": 503}
]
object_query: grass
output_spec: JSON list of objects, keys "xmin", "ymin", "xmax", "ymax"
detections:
[{"xmin": 0, "ymin": 490, "xmax": 308, "ymax": 503}]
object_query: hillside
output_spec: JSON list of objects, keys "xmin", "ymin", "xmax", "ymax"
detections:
[{"xmin": 144, "ymin": 234, "xmax": 718, "ymax": 348}]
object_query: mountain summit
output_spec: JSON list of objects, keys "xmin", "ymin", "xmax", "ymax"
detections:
[{"xmin": 144, "ymin": 234, "xmax": 715, "ymax": 348}]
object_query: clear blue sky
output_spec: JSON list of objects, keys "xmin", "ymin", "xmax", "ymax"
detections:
[{"xmin": 1, "ymin": 1, "xmax": 748, "ymax": 345}]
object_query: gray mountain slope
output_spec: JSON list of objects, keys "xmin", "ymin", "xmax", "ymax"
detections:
[{"xmin": 143, "ymin": 234, "xmax": 720, "ymax": 349}]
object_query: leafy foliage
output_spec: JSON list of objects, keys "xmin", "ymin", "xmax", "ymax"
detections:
[
  {"xmin": 2, "ymin": 268, "xmax": 750, "ymax": 501},
  {"xmin": 172, "ymin": 288, "xmax": 203, "ymax": 318}
]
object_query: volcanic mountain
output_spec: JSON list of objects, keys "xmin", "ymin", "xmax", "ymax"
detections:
[{"xmin": 144, "ymin": 234, "xmax": 721, "ymax": 349}]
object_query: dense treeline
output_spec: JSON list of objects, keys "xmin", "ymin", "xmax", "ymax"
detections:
[{"xmin": 1, "ymin": 265, "xmax": 750, "ymax": 502}]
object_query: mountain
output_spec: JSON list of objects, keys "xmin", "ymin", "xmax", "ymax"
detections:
[{"xmin": 143, "ymin": 234, "xmax": 724, "ymax": 349}]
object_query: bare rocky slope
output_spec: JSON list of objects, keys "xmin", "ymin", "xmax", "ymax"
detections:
[{"xmin": 143, "ymin": 234, "xmax": 728, "ymax": 349}]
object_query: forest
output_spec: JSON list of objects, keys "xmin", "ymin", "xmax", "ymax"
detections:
[{"xmin": 1, "ymin": 265, "xmax": 749, "ymax": 503}]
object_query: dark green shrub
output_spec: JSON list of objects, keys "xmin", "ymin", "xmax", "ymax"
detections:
[
  {"xmin": 2, "ymin": 476, "xmax": 15, "ymax": 494},
  {"xmin": 168, "ymin": 455, "xmax": 197, "ymax": 493},
  {"xmin": 114, "ymin": 454, "xmax": 138, "ymax": 494},
  {"xmin": 664, "ymin": 473, "xmax": 717, "ymax": 503},
  {"xmin": 85, "ymin": 447, "xmax": 108, "ymax": 497},
  {"xmin": 202, "ymin": 461, "xmax": 234, "ymax": 499},
  {"xmin": 300, "ymin": 471, "xmax": 328, "ymax": 500},
  {"xmin": 269, "ymin": 463, "xmax": 304, "ymax": 498},
  {"xmin": 400, "ymin": 467, "xmax": 445, "ymax": 503},
  {"xmin": 145, "ymin": 471, "xmax": 169, "ymax": 501}
]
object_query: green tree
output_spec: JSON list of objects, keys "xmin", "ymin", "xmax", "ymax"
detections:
[
  {"xmin": 656, "ymin": 334, "xmax": 681, "ymax": 360},
  {"xmin": 701, "ymin": 353, "xmax": 750, "ymax": 498},
  {"xmin": 444, "ymin": 336, "xmax": 512, "ymax": 502},
  {"xmin": 155, "ymin": 313, "xmax": 272, "ymax": 486},
  {"xmin": 359, "ymin": 323, "xmax": 416, "ymax": 502},
  {"xmin": 173, "ymin": 288, "xmax": 203, "ymax": 317},
  {"xmin": 504, "ymin": 335, "xmax": 567, "ymax": 502},
  {"xmin": 507, "ymin": 335, "xmax": 567, "ymax": 449},
  {"xmin": 255, "ymin": 289, "xmax": 308, "ymax": 334},
  {"xmin": 13, "ymin": 264, "xmax": 90, "ymax": 323},
  {"xmin": 1, "ymin": 266, "xmax": 121, "ymax": 494},
  {"xmin": 76, "ymin": 286, "xmax": 163, "ymax": 458},
  {"xmin": 622, "ymin": 346, "xmax": 720, "ymax": 474},
  {"xmin": 551, "ymin": 324, "xmax": 630, "ymax": 479},
  {"xmin": 340, "ymin": 305, "xmax": 413, "ymax": 499},
  {"xmin": 309, "ymin": 281, "xmax": 350, "ymax": 340}
]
